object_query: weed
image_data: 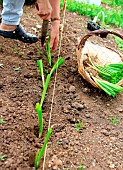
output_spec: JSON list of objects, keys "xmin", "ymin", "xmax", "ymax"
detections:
[
  {"xmin": 14, "ymin": 67, "xmax": 21, "ymax": 71},
  {"xmin": 0, "ymin": 155, "xmax": 6, "ymax": 161},
  {"xmin": 18, "ymin": 52, "xmax": 24, "ymax": 55},
  {"xmin": 77, "ymin": 165, "xmax": 87, "ymax": 169},
  {"xmin": 107, "ymin": 116, "xmax": 119, "ymax": 125},
  {"xmin": 34, "ymin": 45, "xmax": 46, "ymax": 57},
  {"xmin": 0, "ymin": 118, "xmax": 6, "ymax": 124},
  {"xmin": 74, "ymin": 122, "xmax": 83, "ymax": 131}
]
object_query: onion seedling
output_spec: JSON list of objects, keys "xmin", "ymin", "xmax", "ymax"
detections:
[
  {"xmin": 93, "ymin": 77, "xmax": 123, "ymax": 97},
  {"xmin": 37, "ymin": 60, "xmax": 45, "ymax": 88},
  {"xmin": 36, "ymin": 57, "xmax": 64, "ymax": 138},
  {"xmin": 38, "ymin": 57, "xmax": 64, "ymax": 107},
  {"xmin": 34, "ymin": 128, "xmax": 52, "ymax": 170},
  {"xmin": 36, "ymin": 103, "xmax": 43, "ymax": 138}
]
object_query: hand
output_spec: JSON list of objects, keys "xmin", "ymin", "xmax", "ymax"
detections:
[
  {"xmin": 36, "ymin": 0, "xmax": 52, "ymax": 20},
  {"xmin": 50, "ymin": 20, "xmax": 60, "ymax": 51}
]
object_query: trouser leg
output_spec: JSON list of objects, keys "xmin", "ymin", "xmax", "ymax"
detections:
[{"xmin": 2, "ymin": 0, "xmax": 25, "ymax": 25}]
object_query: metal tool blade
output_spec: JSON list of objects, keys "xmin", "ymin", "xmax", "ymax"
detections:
[{"xmin": 41, "ymin": 20, "xmax": 49, "ymax": 46}]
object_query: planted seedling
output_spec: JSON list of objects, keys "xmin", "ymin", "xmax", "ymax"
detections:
[
  {"xmin": 36, "ymin": 58, "xmax": 64, "ymax": 137},
  {"xmin": 38, "ymin": 57, "xmax": 64, "ymax": 108},
  {"xmin": 34, "ymin": 128, "xmax": 52, "ymax": 170},
  {"xmin": 37, "ymin": 60, "xmax": 45, "ymax": 88},
  {"xmin": 36, "ymin": 103, "xmax": 43, "ymax": 138},
  {"xmin": 74, "ymin": 122, "xmax": 83, "ymax": 131},
  {"xmin": 107, "ymin": 116, "xmax": 119, "ymax": 125}
]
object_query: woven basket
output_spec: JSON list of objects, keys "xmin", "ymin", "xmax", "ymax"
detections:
[{"xmin": 76, "ymin": 29, "xmax": 123, "ymax": 88}]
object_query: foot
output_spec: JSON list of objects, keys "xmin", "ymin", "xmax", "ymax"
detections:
[{"xmin": 0, "ymin": 24, "xmax": 38, "ymax": 44}]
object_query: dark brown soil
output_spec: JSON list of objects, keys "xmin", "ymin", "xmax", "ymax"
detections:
[{"xmin": 0, "ymin": 4, "xmax": 123, "ymax": 170}]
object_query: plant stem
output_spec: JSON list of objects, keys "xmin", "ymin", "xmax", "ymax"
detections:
[{"xmin": 34, "ymin": 128, "xmax": 52, "ymax": 169}]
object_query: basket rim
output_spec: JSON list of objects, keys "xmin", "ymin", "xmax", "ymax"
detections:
[
  {"xmin": 77, "ymin": 29, "xmax": 123, "ymax": 88},
  {"xmin": 78, "ymin": 29, "xmax": 123, "ymax": 50}
]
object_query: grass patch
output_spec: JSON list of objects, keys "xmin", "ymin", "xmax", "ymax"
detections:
[{"xmin": 60, "ymin": 0, "xmax": 123, "ymax": 28}]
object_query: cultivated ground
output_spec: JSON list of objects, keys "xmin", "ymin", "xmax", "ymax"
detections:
[{"xmin": 0, "ymin": 4, "xmax": 123, "ymax": 170}]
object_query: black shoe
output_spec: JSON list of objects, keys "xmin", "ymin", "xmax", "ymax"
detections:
[{"xmin": 0, "ymin": 25, "xmax": 38, "ymax": 43}]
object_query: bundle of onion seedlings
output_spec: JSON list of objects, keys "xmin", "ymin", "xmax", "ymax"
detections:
[{"xmin": 92, "ymin": 63, "xmax": 123, "ymax": 97}]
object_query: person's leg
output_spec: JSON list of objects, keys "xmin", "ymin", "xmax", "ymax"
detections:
[
  {"xmin": 0, "ymin": 0, "xmax": 38, "ymax": 43},
  {"xmin": 2, "ymin": 0, "xmax": 25, "ymax": 26}
]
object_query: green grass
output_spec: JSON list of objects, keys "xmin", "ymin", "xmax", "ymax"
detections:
[
  {"xmin": 102, "ymin": 0, "xmax": 123, "ymax": 7},
  {"xmin": 77, "ymin": 165, "xmax": 87, "ymax": 169},
  {"xmin": 60, "ymin": 0, "xmax": 123, "ymax": 28}
]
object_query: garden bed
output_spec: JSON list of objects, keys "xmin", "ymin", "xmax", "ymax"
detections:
[{"xmin": 0, "ymin": 4, "xmax": 123, "ymax": 170}]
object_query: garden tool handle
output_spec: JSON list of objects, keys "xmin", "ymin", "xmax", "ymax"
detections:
[
  {"xmin": 41, "ymin": 20, "xmax": 49, "ymax": 46},
  {"xmin": 35, "ymin": 2, "xmax": 49, "ymax": 46}
]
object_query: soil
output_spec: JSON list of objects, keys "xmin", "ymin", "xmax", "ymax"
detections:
[{"xmin": 0, "ymin": 4, "xmax": 123, "ymax": 170}]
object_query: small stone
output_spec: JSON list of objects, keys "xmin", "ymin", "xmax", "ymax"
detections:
[
  {"xmin": 72, "ymin": 102, "xmax": 84, "ymax": 110},
  {"xmin": 48, "ymin": 155, "xmax": 62, "ymax": 170},
  {"xmin": 119, "ymin": 132, "xmax": 123, "ymax": 140},
  {"xmin": 101, "ymin": 129, "xmax": 110, "ymax": 136},
  {"xmin": 83, "ymin": 88, "xmax": 89, "ymax": 93},
  {"xmin": 0, "ymin": 81, "xmax": 3, "ymax": 89},
  {"xmin": 117, "ymin": 107, "xmax": 123, "ymax": 113},
  {"xmin": 110, "ymin": 130, "xmax": 119, "ymax": 136},
  {"xmin": 109, "ymin": 163, "xmax": 115, "ymax": 168},
  {"xmin": 63, "ymin": 107, "xmax": 69, "ymax": 113},
  {"xmin": 69, "ymin": 85, "xmax": 76, "ymax": 93},
  {"xmin": 99, "ymin": 114, "xmax": 106, "ymax": 118},
  {"xmin": 36, "ymin": 24, "xmax": 41, "ymax": 29},
  {"xmin": 0, "ymin": 100, "xmax": 2, "ymax": 107},
  {"xmin": 71, "ymin": 67, "xmax": 77, "ymax": 73},
  {"xmin": 85, "ymin": 113, "xmax": 91, "ymax": 118}
]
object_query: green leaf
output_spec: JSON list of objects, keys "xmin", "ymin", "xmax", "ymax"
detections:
[
  {"xmin": 34, "ymin": 128, "xmax": 52, "ymax": 169},
  {"xmin": 36, "ymin": 103, "xmax": 43, "ymax": 138},
  {"xmin": 0, "ymin": 155, "xmax": 6, "ymax": 161},
  {"xmin": 14, "ymin": 67, "xmax": 21, "ymax": 71},
  {"xmin": 0, "ymin": 118, "xmax": 6, "ymax": 124}
]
